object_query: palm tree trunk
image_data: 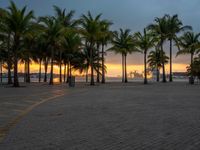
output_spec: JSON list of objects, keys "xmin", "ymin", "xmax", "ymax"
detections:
[
  {"xmin": 66, "ymin": 61, "xmax": 69, "ymax": 83},
  {"xmin": 44, "ymin": 59, "xmax": 48, "ymax": 82},
  {"xmin": 96, "ymin": 44, "xmax": 100, "ymax": 83},
  {"xmin": 190, "ymin": 53, "xmax": 194, "ymax": 84},
  {"xmin": 7, "ymin": 33, "xmax": 12, "ymax": 84},
  {"xmin": 191, "ymin": 53, "xmax": 194, "ymax": 67},
  {"xmin": 64, "ymin": 63, "xmax": 66, "ymax": 83},
  {"xmin": 144, "ymin": 51, "xmax": 147, "ymax": 84},
  {"xmin": 26, "ymin": 59, "xmax": 30, "ymax": 83},
  {"xmin": 39, "ymin": 59, "xmax": 42, "ymax": 83},
  {"xmin": 101, "ymin": 44, "xmax": 105, "ymax": 83},
  {"xmin": 68, "ymin": 62, "xmax": 73, "ymax": 84},
  {"xmin": 90, "ymin": 65, "xmax": 94, "ymax": 85},
  {"xmin": 7, "ymin": 61, "xmax": 12, "ymax": 84},
  {"xmin": 49, "ymin": 49, "xmax": 54, "ymax": 85},
  {"xmin": 156, "ymin": 63, "xmax": 160, "ymax": 82},
  {"xmin": 59, "ymin": 63, "xmax": 62, "ymax": 83},
  {"xmin": 13, "ymin": 36, "xmax": 19, "ymax": 87},
  {"xmin": 0, "ymin": 61, "xmax": 2, "ymax": 83},
  {"xmin": 169, "ymin": 39, "xmax": 173, "ymax": 82},
  {"xmin": 59, "ymin": 51, "xmax": 62, "ymax": 83},
  {"xmin": 86, "ymin": 67, "xmax": 88, "ymax": 83},
  {"xmin": 161, "ymin": 42, "xmax": 166, "ymax": 83},
  {"xmin": 124, "ymin": 54, "xmax": 128, "ymax": 83},
  {"xmin": 69, "ymin": 62, "xmax": 72, "ymax": 77},
  {"xmin": 122, "ymin": 54, "xmax": 124, "ymax": 83},
  {"xmin": 90, "ymin": 47, "xmax": 95, "ymax": 85},
  {"xmin": 13, "ymin": 55, "xmax": 19, "ymax": 87},
  {"xmin": 24, "ymin": 62, "xmax": 27, "ymax": 82}
]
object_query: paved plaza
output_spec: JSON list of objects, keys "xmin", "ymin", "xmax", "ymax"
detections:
[{"xmin": 0, "ymin": 82, "xmax": 200, "ymax": 150}]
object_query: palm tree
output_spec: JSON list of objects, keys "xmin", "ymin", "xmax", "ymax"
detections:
[
  {"xmin": 109, "ymin": 29, "xmax": 136, "ymax": 83},
  {"xmin": 148, "ymin": 15, "xmax": 169, "ymax": 83},
  {"xmin": 33, "ymin": 33, "xmax": 48, "ymax": 83},
  {"xmin": 95, "ymin": 20, "xmax": 112, "ymax": 83},
  {"xmin": 99, "ymin": 20, "xmax": 113, "ymax": 83},
  {"xmin": 134, "ymin": 28, "xmax": 155, "ymax": 84},
  {"xmin": 22, "ymin": 25, "xmax": 40, "ymax": 83},
  {"xmin": 166, "ymin": 14, "xmax": 192, "ymax": 82},
  {"xmin": 35, "ymin": 33, "xmax": 50, "ymax": 83},
  {"xmin": 20, "ymin": 48, "xmax": 32, "ymax": 83},
  {"xmin": 39, "ymin": 16, "xmax": 63, "ymax": 85},
  {"xmin": 62, "ymin": 31, "xmax": 82, "ymax": 80},
  {"xmin": 35, "ymin": 41, "xmax": 44, "ymax": 83},
  {"xmin": 187, "ymin": 54, "xmax": 200, "ymax": 80},
  {"xmin": 53, "ymin": 6, "xmax": 77, "ymax": 28},
  {"xmin": 53, "ymin": 6, "xmax": 78, "ymax": 83},
  {"xmin": 0, "ymin": 7, "xmax": 13, "ymax": 84},
  {"xmin": 176, "ymin": 31, "xmax": 200, "ymax": 84},
  {"xmin": 73, "ymin": 47, "xmax": 105, "ymax": 83},
  {"xmin": 0, "ymin": 13, "xmax": 6, "ymax": 83},
  {"xmin": 148, "ymin": 48, "xmax": 169, "ymax": 82},
  {"xmin": 73, "ymin": 48, "xmax": 90, "ymax": 83},
  {"xmin": 79, "ymin": 11, "xmax": 102, "ymax": 85},
  {"xmin": 3, "ymin": 1, "xmax": 35, "ymax": 87},
  {"xmin": 0, "ymin": 43, "xmax": 7, "ymax": 83}
]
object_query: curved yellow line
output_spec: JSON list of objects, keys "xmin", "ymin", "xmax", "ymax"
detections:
[{"xmin": 0, "ymin": 94, "xmax": 64, "ymax": 142}]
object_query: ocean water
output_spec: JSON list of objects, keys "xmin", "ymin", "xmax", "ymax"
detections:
[{"xmin": 0, "ymin": 76, "xmax": 188, "ymax": 83}]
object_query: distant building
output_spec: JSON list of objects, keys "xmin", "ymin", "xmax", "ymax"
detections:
[
  {"xmin": 173, "ymin": 72, "xmax": 188, "ymax": 79},
  {"xmin": 129, "ymin": 71, "xmax": 143, "ymax": 78}
]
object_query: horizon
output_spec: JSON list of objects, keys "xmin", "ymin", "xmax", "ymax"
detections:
[{"xmin": 2, "ymin": 63, "xmax": 188, "ymax": 78}]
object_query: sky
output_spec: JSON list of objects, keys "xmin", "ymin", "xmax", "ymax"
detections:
[{"xmin": 1, "ymin": 0, "xmax": 200, "ymax": 76}]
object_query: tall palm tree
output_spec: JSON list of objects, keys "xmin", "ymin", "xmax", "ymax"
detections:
[
  {"xmin": 0, "ymin": 7, "xmax": 13, "ymax": 84},
  {"xmin": 4, "ymin": 1, "xmax": 34, "ymax": 87},
  {"xmin": 0, "ymin": 12, "xmax": 6, "ymax": 83},
  {"xmin": 94, "ymin": 20, "xmax": 112, "ymax": 83},
  {"xmin": 33, "ymin": 33, "xmax": 48, "ymax": 83},
  {"xmin": 39, "ymin": 16, "xmax": 63, "ymax": 85},
  {"xmin": 36, "ymin": 33, "xmax": 51, "ymax": 83},
  {"xmin": 148, "ymin": 15, "xmax": 169, "ymax": 83},
  {"xmin": 62, "ymin": 31, "xmax": 82, "ymax": 80},
  {"xmin": 0, "ymin": 43, "xmax": 7, "ymax": 83},
  {"xmin": 53, "ymin": 6, "xmax": 78, "ymax": 83},
  {"xmin": 109, "ymin": 29, "xmax": 136, "ymax": 83},
  {"xmin": 22, "ymin": 25, "xmax": 40, "ymax": 83},
  {"xmin": 134, "ymin": 28, "xmax": 155, "ymax": 84},
  {"xmin": 176, "ymin": 31, "xmax": 200, "ymax": 84},
  {"xmin": 79, "ymin": 11, "xmax": 102, "ymax": 85},
  {"xmin": 99, "ymin": 20, "xmax": 113, "ymax": 83},
  {"xmin": 148, "ymin": 48, "xmax": 169, "ymax": 82},
  {"xmin": 166, "ymin": 14, "xmax": 192, "ymax": 82}
]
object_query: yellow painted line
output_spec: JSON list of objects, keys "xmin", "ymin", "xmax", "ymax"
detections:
[
  {"xmin": 3, "ymin": 102, "xmax": 28, "ymax": 107},
  {"xmin": 0, "ymin": 94, "xmax": 64, "ymax": 143}
]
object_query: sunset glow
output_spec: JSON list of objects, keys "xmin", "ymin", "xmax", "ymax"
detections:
[{"xmin": 13, "ymin": 62, "xmax": 189, "ymax": 77}]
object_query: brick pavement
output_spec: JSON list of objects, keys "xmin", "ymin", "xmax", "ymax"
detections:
[{"xmin": 0, "ymin": 82, "xmax": 200, "ymax": 150}]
